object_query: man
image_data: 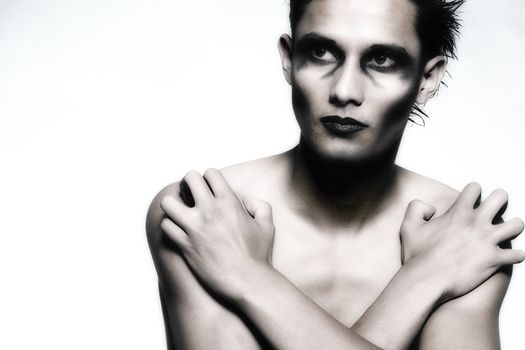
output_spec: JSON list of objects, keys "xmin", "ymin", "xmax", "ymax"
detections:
[{"xmin": 146, "ymin": 0, "xmax": 524, "ymax": 348}]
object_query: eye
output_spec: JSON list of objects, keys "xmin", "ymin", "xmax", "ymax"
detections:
[
  {"xmin": 309, "ymin": 47, "xmax": 338, "ymax": 63},
  {"xmin": 366, "ymin": 54, "xmax": 397, "ymax": 70}
]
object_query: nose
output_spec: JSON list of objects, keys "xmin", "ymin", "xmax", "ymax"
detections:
[{"xmin": 329, "ymin": 61, "xmax": 364, "ymax": 107}]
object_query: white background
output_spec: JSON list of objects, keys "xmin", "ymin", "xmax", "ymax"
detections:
[{"xmin": 0, "ymin": 0, "xmax": 523, "ymax": 348}]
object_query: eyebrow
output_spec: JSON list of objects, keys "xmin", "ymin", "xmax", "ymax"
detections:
[
  {"xmin": 366, "ymin": 44, "xmax": 412, "ymax": 59},
  {"xmin": 295, "ymin": 33, "xmax": 414, "ymax": 60},
  {"xmin": 294, "ymin": 32, "xmax": 340, "ymax": 51}
]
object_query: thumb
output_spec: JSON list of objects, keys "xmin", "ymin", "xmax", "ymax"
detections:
[
  {"xmin": 404, "ymin": 199, "xmax": 436, "ymax": 224},
  {"xmin": 243, "ymin": 196, "xmax": 273, "ymax": 226}
]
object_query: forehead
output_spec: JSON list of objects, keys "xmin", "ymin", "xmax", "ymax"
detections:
[{"xmin": 296, "ymin": 0, "xmax": 421, "ymax": 56}]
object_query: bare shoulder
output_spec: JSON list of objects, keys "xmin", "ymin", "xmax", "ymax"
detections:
[
  {"xmin": 218, "ymin": 150, "xmax": 291, "ymax": 200},
  {"xmin": 397, "ymin": 166, "xmax": 459, "ymax": 216},
  {"xmin": 147, "ymin": 150, "xmax": 290, "ymax": 237},
  {"xmin": 146, "ymin": 181, "xmax": 182, "ymax": 243}
]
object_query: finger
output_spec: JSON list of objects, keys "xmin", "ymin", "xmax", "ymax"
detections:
[
  {"xmin": 179, "ymin": 180, "xmax": 195, "ymax": 207},
  {"xmin": 203, "ymin": 168, "xmax": 237, "ymax": 199},
  {"xmin": 478, "ymin": 189, "xmax": 508, "ymax": 224},
  {"xmin": 450, "ymin": 182, "xmax": 482, "ymax": 210},
  {"xmin": 404, "ymin": 199, "xmax": 436, "ymax": 224},
  {"xmin": 182, "ymin": 170, "xmax": 214, "ymax": 207},
  {"xmin": 495, "ymin": 248, "xmax": 525, "ymax": 266},
  {"xmin": 160, "ymin": 218, "xmax": 192, "ymax": 254},
  {"xmin": 492, "ymin": 218, "xmax": 525, "ymax": 244},
  {"xmin": 160, "ymin": 195, "xmax": 193, "ymax": 230},
  {"xmin": 243, "ymin": 196, "xmax": 273, "ymax": 226}
]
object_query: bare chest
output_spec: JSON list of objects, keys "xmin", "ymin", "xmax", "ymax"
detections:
[{"xmin": 271, "ymin": 210, "xmax": 403, "ymax": 326}]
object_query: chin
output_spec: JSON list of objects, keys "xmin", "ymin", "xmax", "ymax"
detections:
[
  {"xmin": 302, "ymin": 132, "xmax": 400, "ymax": 165},
  {"xmin": 307, "ymin": 138, "xmax": 374, "ymax": 163},
  {"xmin": 322, "ymin": 148, "xmax": 374, "ymax": 164}
]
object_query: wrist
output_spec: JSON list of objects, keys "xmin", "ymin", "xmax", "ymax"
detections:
[
  {"xmin": 229, "ymin": 260, "xmax": 276, "ymax": 305},
  {"xmin": 351, "ymin": 261, "xmax": 448, "ymax": 349},
  {"xmin": 399, "ymin": 258, "xmax": 448, "ymax": 307}
]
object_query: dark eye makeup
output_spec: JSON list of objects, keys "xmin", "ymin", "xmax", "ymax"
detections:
[
  {"xmin": 362, "ymin": 45, "xmax": 413, "ymax": 72},
  {"xmin": 294, "ymin": 33, "xmax": 343, "ymax": 64},
  {"xmin": 294, "ymin": 33, "xmax": 415, "ymax": 72}
]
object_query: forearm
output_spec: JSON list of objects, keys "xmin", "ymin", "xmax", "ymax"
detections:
[
  {"xmin": 232, "ymin": 260, "xmax": 445, "ymax": 350},
  {"xmin": 233, "ymin": 262, "xmax": 381, "ymax": 350},
  {"xmin": 155, "ymin": 251, "xmax": 268, "ymax": 350},
  {"xmin": 351, "ymin": 259, "xmax": 444, "ymax": 349}
]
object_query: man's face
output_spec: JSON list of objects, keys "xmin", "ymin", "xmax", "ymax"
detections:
[{"xmin": 285, "ymin": 0, "xmax": 425, "ymax": 162}]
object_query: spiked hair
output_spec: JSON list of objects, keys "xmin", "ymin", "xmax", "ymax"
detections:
[{"xmin": 289, "ymin": 0, "xmax": 465, "ymax": 60}]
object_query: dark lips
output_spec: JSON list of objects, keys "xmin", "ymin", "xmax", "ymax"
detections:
[{"xmin": 320, "ymin": 115, "xmax": 367, "ymax": 135}]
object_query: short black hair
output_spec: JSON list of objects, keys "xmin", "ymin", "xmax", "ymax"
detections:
[{"xmin": 289, "ymin": 0, "xmax": 466, "ymax": 60}]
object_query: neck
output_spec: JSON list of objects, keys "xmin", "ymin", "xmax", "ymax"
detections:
[{"xmin": 286, "ymin": 136, "xmax": 402, "ymax": 228}]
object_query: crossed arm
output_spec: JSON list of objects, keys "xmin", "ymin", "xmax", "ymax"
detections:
[{"xmin": 147, "ymin": 169, "xmax": 523, "ymax": 349}]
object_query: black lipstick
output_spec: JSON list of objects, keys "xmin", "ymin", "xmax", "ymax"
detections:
[{"xmin": 320, "ymin": 115, "xmax": 368, "ymax": 135}]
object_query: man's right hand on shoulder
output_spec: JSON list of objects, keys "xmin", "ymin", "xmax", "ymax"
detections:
[{"xmin": 145, "ymin": 177, "xmax": 269, "ymax": 350}]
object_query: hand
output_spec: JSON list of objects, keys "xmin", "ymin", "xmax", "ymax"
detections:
[
  {"xmin": 400, "ymin": 183, "xmax": 525, "ymax": 303},
  {"xmin": 159, "ymin": 168, "xmax": 275, "ymax": 300}
]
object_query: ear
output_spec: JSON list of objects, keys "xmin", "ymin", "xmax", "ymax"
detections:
[
  {"xmin": 416, "ymin": 56, "xmax": 447, "ymax": 105},
  {"xmin": 278, "ymin": 34, "xmax": 293, "ymax": 85}
]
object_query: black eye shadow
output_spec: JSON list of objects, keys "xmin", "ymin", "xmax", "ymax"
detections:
[
  {"xmin": 293, "ymin": 32, "xmax": 344, "ymax": 62},
  {"xmin": 363, "ymin": 44, "xmax": 415, "ymax": 69}
]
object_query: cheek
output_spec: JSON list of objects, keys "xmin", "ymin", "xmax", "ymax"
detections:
[
  {"xmin": 291, "ymin": 71, "xmax": 324, "ymax": 123},
  {"xmin": 364, "ymin": 75, "xmax": 421, "ymax": 152},
  {"xmin": 368, "ymin": 75, "xmax": 420, "ymax": 126}
]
